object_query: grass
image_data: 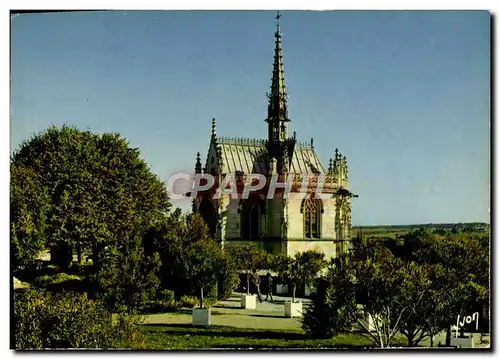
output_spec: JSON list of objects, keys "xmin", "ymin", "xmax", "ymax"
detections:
[
  {"xmin": 141, "ymin": 303, "xmax": 410, "ymax": 350},
  {"xmin": 144, "ymin": 306, "xmax": 305, "ymax": 331},
  {"xmin": 143, "ymin": 324, "xmax": 391, "ymax": 349}
]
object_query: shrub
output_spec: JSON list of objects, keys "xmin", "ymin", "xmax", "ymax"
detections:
[
  {"xmin": 33, "ymin": 273, "xmax": 83, "ymax": 286},
  {"xmin": 143, "ymin": 299, "xmax": 180, "ymax": 313},
  {"xmin": 302, "ymin": 260, "xmax": 357, "ymax": 339},
  {"xmin": 179, "ymin": 295, "xmax": 216, "ymax": 309},
  {"xmin": 157, "ymin": 289, "xmax": 175, "ymax": 302},
  {"xmin": 141, "ymin": 289, "xmax": 179, "ymax": 313},
  {"xmin": 14, "ymin": 289, "xmax": 146, "ymax": 349},
  {"xmin": 302, "ymin": 278, "xmax": 349, "ymax": 338},
  {"xmin": 179, "ymin": 295, "xmax": 199, "ymax": 308},
  {"xmin": 217, "ymin": 262, "xmax": 240, "ymax": 300},
  {"xmin": 92, "ymin": 246, "xmax": 160, "ymax": 313}
]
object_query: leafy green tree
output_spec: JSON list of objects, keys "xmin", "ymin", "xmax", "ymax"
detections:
[
  {"xmin": 302, "ymin": 256, "xmax": 357, "ymax": 338},
  {"xmin": 11, "ymin": 126, "xmax": 170, "ymax": 270},
  {"xmin": 145, "ymin": 212, "xmax": 239, "ymax": 304},
  {"xmin": 272, "ymin": 250, "xmax": 326, "ymax": 302},
  {"xmin": 217, "ymin": 257, "xmax": 240, "ymax": 300},
  {"xmin": 303, "ymin": 243, "xmax": 423, "ymax": 348},
  {"xmin": 386, "ymin": 261, "xmax": 434, "ymax": 346},
  {"xmin": 146, "ymin": 212, "xmax": 210, "ymax": 299},
  {"xmin": 10, "ymin": 164, "xmax": 49, "ymax": 268},
  {"xmin": 350, "ymin": 244, "xmax": 410, "ymax": 347},
  {"xmin": 229, "ymin": 245, "xmax": 268, "ymax": 295},
  {"xmin": 268, "ymin": 252, "xmax": 290, "ymax": 284},
  {"xmin": 92, "ymin": 240, "xmax": 161, "ymax": 313},
  {"xmin": 404, "ymin": 231, "xmax": 489, "ymax": 345},
  {"xmin": 304, "ymin": 235, "xmax": 490, "ymax": 348},
  {"xmin": 181, "ymin": 239, "xmax": 227, "ymax": 308}
]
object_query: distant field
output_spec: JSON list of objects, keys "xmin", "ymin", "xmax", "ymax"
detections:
[{"xmin": 351, "ymin": 222, "xmax": 490, "ymax": 240}]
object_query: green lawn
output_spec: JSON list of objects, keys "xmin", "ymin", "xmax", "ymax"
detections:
[
  {"xmin": 144, "ymin": 324, "xmax": 391, "ymax": 349},
  {"xmin": 143, "ymin": 305, "xmax": 303, "ymax": 331},
  {"xmin": 141, "ymin": 305, "xmax": 409, "ymax": 350}
]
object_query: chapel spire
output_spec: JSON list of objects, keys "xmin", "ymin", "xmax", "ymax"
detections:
[{"xmin": 266, "ymin": 11, "xmax": 289, "ymax": 144}]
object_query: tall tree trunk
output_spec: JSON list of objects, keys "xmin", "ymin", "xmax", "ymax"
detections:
[
  {"xmin": 430, "ymin": 332, "xmax": 434, "ymax": 347},
  {"xmin": 407, "ymin": 332, "xmax": 414, "ymax": 347},
  {"xmin": 378, "ymin": 331, "xmax": 385, "ymax": 348},
  {"xmin": 246, "ymin": 275, "xmax": 250, "ymax": 295},
  {"xmin": 292, "ymin": 283, "xmax": 296, "ymax": 303},
  {"xmin": 445, "ymin": 327, "xmax": 451, "ymax": 346},
  {"xmin": 77, "ymin": 244, "xmax": 82, "ymax": 264},
  {"xmin": 199, "ymin": 287, "xmax": 204, "ymax": 309}
]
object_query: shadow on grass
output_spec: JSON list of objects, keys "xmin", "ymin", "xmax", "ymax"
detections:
[
  {"xmin": 221, "ymin": 298, "xmax": 241, "ymax": 304},
  {"xmin": 247, "ymin": 314, "xmax": 287, "ymax": 319},
  {"xmin": 212, "ymin": 305, "xmax": 242, "ymax": 310},
  {"xmin": 144, "ymin": 323, "xmax": 305, "ymax": 340}
]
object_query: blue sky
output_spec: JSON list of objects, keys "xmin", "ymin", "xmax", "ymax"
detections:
[{"xmin": 11, "ymin": 10, "xmax": 490, "ymax": 226}]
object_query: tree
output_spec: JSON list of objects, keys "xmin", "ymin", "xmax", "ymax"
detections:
[
  {"xmin": 350, "ymin": 244, "xmax": 410, "ymax": 348},
  {"xmin": 92, "ymin": 239, "xmax": 161, "ymax": 313},
  {"xmin": 10, "ymin": 164, "xmax": 49, "ymax": 268},
  {"xmin": 302, "ymin": 242, "xmax": 423, "ymax": 348},
  {"xmin": 229, "ymin": 245, "xmax": 268, "ymax": 295},
  {"xmin": 144, "ymin": 212, "xmax": 239, "ymax": 304},
  {"xmin": 302, "ymin": 256, "xmax": 357, "ymax": 338},
  {"xmin": 147, "ymin": 212, "xmax": 214, "ymax": 300},
  {"xmin": 386, "ymin": 261, "xmax": 434, "ymax": 346},
  {"xmin": 404, "ymin": 231, "xmax": 490, "ymax": 345},
  {"xmin": 181, "ymin": 239, "xmax": 227, "ymax": 308},
  {"xmin": 272, "ymin": 250, "xmax": 326, "ymax": 302},
  {"xmin": 11, "ymin": 126, "xmax": 170, "ymax": 270}
]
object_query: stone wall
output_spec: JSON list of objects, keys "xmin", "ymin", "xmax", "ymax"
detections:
[
  {"xmin": 286, "ymin": 240, "xmax": 336, "ymax": 258},
  {"xmin": 321, "ymin": 198, "xmax": 336, "ymax": 239},
  {"xmin": 222, "ymin": 196, "xmax": 240, "ymax": 239},
  {"xmin": 266, "ymin": 199, "xmax": 283, "ymax": 238},
  {"xmin": 287, "ymin": 198, "xmax": 302, "ymax": 239}
]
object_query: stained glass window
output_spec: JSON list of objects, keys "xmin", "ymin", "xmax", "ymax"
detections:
[
  {"xmin": 303, "ymin": 198, "xmax": 322, "ymax": 239},
  {"xmin": 241, "ymin": 200, "xmax": 261, "ymax": 240}
]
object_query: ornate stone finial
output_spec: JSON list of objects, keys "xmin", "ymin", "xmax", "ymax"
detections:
[
  {"xmin": 293, "ymin": 131, "xmax": 297, "ymax": 139},
  {"xmin": 335, "ymin": 148, "xmax": 339, "ymax": 159},
  {"xmin": 282, "ymin": 151, "xmax": 290, "ymax": 174},
  {"xmin": 216, "ymin": 146, "xmax": 223, "ymax": 170},
  {"xmin": 310, "ymin": 138, "xmax": 314, "ymax": 149},
  {"xmin": 211, "ymin": 118, "xmax": 216, "ymax": 138},
  {"xmin": 195, "ymin": 152, "xmax": 202, "ymax": 174},
  {"xmin": 328, "ymin": 158, "xmax": 334, "ymax": 173}
]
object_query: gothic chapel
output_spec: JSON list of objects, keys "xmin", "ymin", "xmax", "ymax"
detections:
[{"xmin": 192, "ymin": 15, "xmax": 357, "ymax": 258}]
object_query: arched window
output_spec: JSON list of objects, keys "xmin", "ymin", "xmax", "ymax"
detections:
[
  {"xmin": 241, "ymin": 199, "xmax": 262, "ymax": 240},
  {"xmin": 301, "ymin": 198, "xmax": 323, "ymax": 239}
]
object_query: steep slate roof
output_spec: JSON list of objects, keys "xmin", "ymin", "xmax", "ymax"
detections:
[{"xmin": 215, "ymin": 137, "xmax": 325, "ymax": 175}]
